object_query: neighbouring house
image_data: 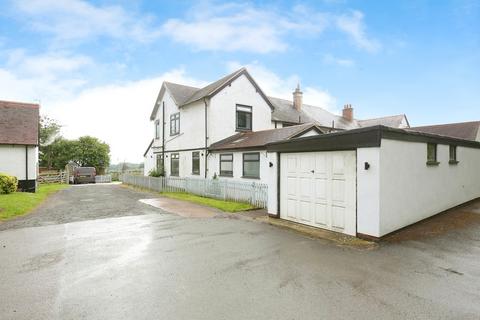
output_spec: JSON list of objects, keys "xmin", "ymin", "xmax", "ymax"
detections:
[
  {"xmin": 0, "ymin": 100, "xmax": 40, "ymax": 192},
  {"xmin": 408, "ymin": 121, "xmax": 480, "ymax": 142},
  {"xmin": 144, "ymin": 67, "xmax": 409, "ymax": 184}
]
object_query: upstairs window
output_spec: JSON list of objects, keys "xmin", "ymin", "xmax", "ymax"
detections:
[
  {"xmin": 242, "ymin": 152, "xmax": 260, "ymax": 178},
  {"xmin": 426, "ymin": 143, "xmax": 438, "ymax": 166},
  {"xmin": 219, "ymin": 154, "xmax": 233, "ymax": 177},
  {"xmin": 236, "ymin": 105, "xmax": 252, "ymax": 131},
  {"xmin": 171, "ymin": 153, "xmax": 179, "ymax": 176},
  {"xmin": 192, "ymin": 152, "xmax": 200, "ymax": 175},
  {"xmin": 170, "ymin": 113, "xmax": 180, "ymax": 136},
  {"xmin": 155, "ymin": 120, "xmax": 160, "ymax": 139},
  {"xmin": 449, "ymin": 145, "xmax": 458, "ymax": 164}
]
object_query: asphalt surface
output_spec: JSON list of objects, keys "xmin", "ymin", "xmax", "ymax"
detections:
[{"xmin": 1, "ymin": 184, "xmax": 480, "ymax": 320}]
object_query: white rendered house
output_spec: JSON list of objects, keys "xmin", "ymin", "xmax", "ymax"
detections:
[
  {"xmin": 143, "ymin": 68, "xmax": 480, "ymax": 239},
  {"xmin": 144, "ymin": 67, "xmax": 409, "ymax": 185}
]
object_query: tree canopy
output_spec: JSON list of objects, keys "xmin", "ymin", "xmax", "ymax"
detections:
[{"xmin": 39, "ymin": 116, "xmax": 110, "ymax": 172}]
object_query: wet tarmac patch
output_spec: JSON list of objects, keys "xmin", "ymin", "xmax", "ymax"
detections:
[{"xmin": 21, "ymin": 250, "xmax": 64, "ymax": 272}]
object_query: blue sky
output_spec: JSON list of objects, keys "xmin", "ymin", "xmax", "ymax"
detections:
[{"xmin": 0, "ymin": 0, "xmax": 479, "ymax": 162}]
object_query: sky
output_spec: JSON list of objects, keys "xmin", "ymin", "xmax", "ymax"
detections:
[{"xmin": 0, "ymin": 0, "xmax": 479, "ymax": 163}]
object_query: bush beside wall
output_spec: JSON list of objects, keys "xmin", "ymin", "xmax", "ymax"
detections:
[{"xmin": 0, "ymin": 173, "xmax": 18, "ymax": 194}]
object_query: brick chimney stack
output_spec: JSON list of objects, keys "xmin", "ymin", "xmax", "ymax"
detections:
[
  {"xmin": 293, "ymin": 83, "xmax": 303, "ymax": 111},
  {"xmin": 342, "ymin": 104, "xmax": 354, "ymax": 121}
]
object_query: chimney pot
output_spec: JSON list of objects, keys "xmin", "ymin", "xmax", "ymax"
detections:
[
  {"xmin": 342, "ymin": 104, "xmax": 354, "ymax": 121},
  {"xmin": 293, "ymin": 84, "xmax": 303, "ymax": 111}
]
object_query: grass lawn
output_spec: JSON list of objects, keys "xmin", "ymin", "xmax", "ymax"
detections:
[
  {"xmin": 160, "ymin": 191, "xmax": 255, "ymax": 212},
  {"xmin": 0, "ymin": 183, "xmax": 69, "ymax": 221}
]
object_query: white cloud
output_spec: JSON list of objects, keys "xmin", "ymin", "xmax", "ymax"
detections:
[
  {"xmin": 0, "ymin": 50, "xmax": 92, "ymax": 103},
  {"xmin": 323, "ymin": 53, "xmax": 355, "ymax": 67},
  {"xmin": 45, "ymin": 69, "xmax": 205, "ymax": 164},
  {"xmin": 161, "ymin": 2, "xmax": 329, "ymax": 53},
  {"xmin": 336, "ymin": 10, "xmax": 381, "ymax": 52},
  {"xmin": 226, "ymin": 61, "xmax": 337, "ymax": 112},
  {"xmin": 10, "ymin": 0, "xmax": 161, "ymax": 42}
]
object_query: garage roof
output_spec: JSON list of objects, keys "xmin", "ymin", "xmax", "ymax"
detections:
[
  {"xmin": 0, "ymin": 100, "xmax": 39, "ymax": 145},
  {"xmin": 266, "ymin": 125, "xmax": 480, "ymax": 152}
]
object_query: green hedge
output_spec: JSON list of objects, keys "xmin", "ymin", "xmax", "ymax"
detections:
[{"xmin": 0, "ymin": 173, "xmax": 18, "ymax": 194}]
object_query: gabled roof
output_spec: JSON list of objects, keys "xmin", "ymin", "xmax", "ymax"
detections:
[
  {"xmin": 408, "ymin": 121, "xmax": 480, "ymax": 141},
  {"xmin": 209, "ymin": 123, "xmax": 324, "ymax": 151},
  {"xmin": 0, "ymin": 100, "xmax": 39, "ymax": 145},
  {"xmin": 149, "ymin": 67, "xmax": 409, "ymax": 130},
  {"xmin": 164, "ymin": 82, "xmax": 199, "ymax": 106},
  {"xmin": 150, "ymin": 68, "xmax": 275, "ymax": 120},
  {"xmin": 358, "ymin": 114, "xmax": 409, "ymax": 129}
]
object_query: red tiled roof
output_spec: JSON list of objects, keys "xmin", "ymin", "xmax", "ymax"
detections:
[
  {"xmin": 0, "ymin": 100, "xmax": 40, "ymax": 145},
  {"xmin": 408, "ymin": 121, "xmax": 480, "ymax": 141}
]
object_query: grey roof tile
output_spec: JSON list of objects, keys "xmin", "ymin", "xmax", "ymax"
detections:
[{"xmin": 408, "ymin": 121, "xmax": 480, "ymax": 141}]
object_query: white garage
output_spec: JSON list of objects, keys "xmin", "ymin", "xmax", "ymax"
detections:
[
  {"xmin": 280, "ymin": 151, "xmax": 356, "ymax": 236},
  {"xmin": 266, "ymin": 125, "xmax": 480, "ymax": 239}
]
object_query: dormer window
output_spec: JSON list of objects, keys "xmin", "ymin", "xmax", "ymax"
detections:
[{"xmin": 236, "ymin": 105, "xmax": 252, "ymax": 131}]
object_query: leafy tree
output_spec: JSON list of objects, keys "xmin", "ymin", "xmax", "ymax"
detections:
[
  {"xmin": 39, "ymin": 116, "xmax": 62, "ymax": 145},
  {"xmin": 49, "ymin": 138, "xmax": 78, "ymax": 170},
  {"xmin": 39, "ymin": 116, "xmax": 62, "ymax": 169},
  {"xmin": 72, "ymin": 136, "xmax": 110, "ymax": 171}
]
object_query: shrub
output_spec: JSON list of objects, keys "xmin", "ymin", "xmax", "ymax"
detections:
[
  {"xmin": 148, "ymin": 169, "xmax": 164, "ymax": 177},
  {"xmin": 0, "ymin": 173, "xmax": 18, "ymax": 194}
]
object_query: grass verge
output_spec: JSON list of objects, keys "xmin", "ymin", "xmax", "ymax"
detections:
[
  {"xmin": 160, "ymin": 191, "xmax": 254, "ymax": 212},
  {"xmin": 0, "ymin": 183, "xmax": 69, "ymax": 221}
]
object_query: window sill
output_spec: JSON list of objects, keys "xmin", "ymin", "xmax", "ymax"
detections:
[
  {"xmin": 192, "ymin": 172, "xmax": 200, "ymax": 175},
  {"xmin": 241, "ymin": 176, "xmax": 260, "ymax": 180},
  {"xmin": 219, "ymin": 174, "xmax": 233, "ymax": 177},
  {"xmin": 170, "ymin": 174, "xmax": 179, "ymax": 177},
  {"xmin": 236, "ymin": 128, "xmax": 252, "ymax": 132},
  {"xmin": 426, "ymin": 161, "xmax": 440, "ymax": 166},
  {"xmin": 170, "ymin": 132, "xmax": 180, "ymax": 137},
  {"xmin": 449, "ymin": 160, "xmax": 459, "ymax": 165}
]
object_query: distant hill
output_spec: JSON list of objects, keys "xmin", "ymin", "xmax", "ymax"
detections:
[{"xmin": 108, "ymin": 162, "xmax": 144, "ymax": 172}]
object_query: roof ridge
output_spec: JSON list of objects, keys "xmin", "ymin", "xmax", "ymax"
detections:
[
  {"xmin": 181, "ymin": 67, "xmax": 246, "ymax": 106},
  {"xmin": 0, "ymin": 100, "xmax": 40, "ymax": 108},
  {"xmin": 359, "ymin": 114, "xmax": 405, "ymax": 122},
  {"xmin": 411, "ymin": 120, "xmax": 480, "ymax": 128},
  {"xmin": 164, "ymin": 81, "xmax": 200, "ymax": 90}
]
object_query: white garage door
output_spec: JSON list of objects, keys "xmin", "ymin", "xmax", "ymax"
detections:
[{"xmin": 280, "ymin": 151, "xmax": 357, "ymax": 236}]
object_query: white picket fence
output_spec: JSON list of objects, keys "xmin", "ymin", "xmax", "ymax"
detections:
[
  {"xmin": 95, "ymin": 175, "xmax": 112, "ymax": 183},
  {"xmin": 121, "ymin": 174, "xmax": 268, "ymax": 208}
]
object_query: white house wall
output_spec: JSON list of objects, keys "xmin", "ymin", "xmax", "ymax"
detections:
[
  {"xmin": 144, "ymin": 147, "xmax": 155, "ymax": 175},
  {"xmin": 377, "ymin": 139, "xmax": 480, "ymax": 236},
  {"xmin": 0, "ymin": 145, "xmax": 37, "ymax": 180},
  {"xmin": 266, "ymin": 151, "xmax": 278, "ymax": 215},
  {"xmin": 356, "ymin": 147, "xmax": 381, "ymax": 237},
  {"xmin": 207, "ymin": 151, "xmax": 270, "ymax": 184},
  {"xmin": 208, "ymin": 74, "xmax": 273, "ymax": 145}
]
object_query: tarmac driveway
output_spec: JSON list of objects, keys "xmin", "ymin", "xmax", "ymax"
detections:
[{"xmin": 1, "ymin": 184, "xmax": 480, "ymax": 320}]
